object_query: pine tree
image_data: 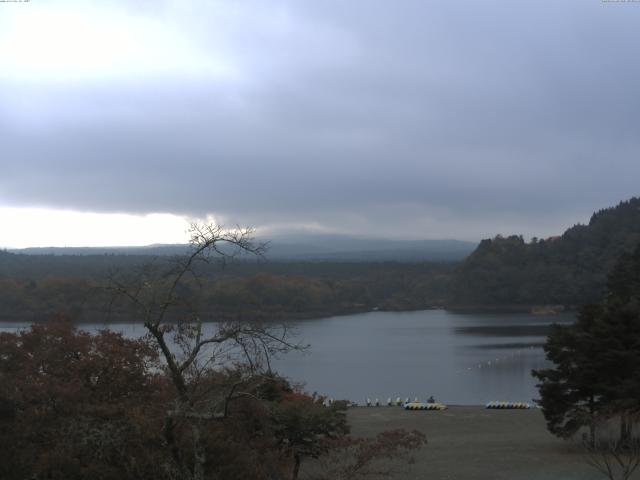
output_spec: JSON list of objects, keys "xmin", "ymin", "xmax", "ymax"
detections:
[
  {"xmin": 533, "ymin": 305, "xmax": 605, "ymax": 444},
  {"xmin": 533, "ymin": 243, "xmax": 640, "ymax": 444}
]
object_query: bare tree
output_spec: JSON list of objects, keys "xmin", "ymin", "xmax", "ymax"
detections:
[
  {"xmin": 109, "ymin": 223, "xmax": 304, "ymax": 480},
  {"xmin": 581, "ymin": 413, "xmax": 640, "ymax": 480},
  {"xmin": 306, "ymin": 429, "xmax": 427, "ymax": 480}
]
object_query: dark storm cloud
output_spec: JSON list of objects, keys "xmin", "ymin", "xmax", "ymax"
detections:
[{"xmin": 1, "ymin": 0, "xmax": 639, "ymax": 239}]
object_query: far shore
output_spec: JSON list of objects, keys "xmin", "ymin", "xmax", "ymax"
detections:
[
  {"xmin": 445, "ymin": 304, "xmax": 574, "ymax": 315},
  {"xmin": 0, "ymin": 304, "xmax": 575, "ymax": 325}
]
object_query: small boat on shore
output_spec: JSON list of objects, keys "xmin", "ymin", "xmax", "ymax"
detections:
[
  {"xmin": 485, "ymin": 401, "xmax": 531, "ymax": 409},
  {"xmin": 404, "ymin": 402, "xmax": 447, "ymax": 411}
]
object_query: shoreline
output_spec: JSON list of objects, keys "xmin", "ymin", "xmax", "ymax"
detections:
[
  {"xmin": 446, "ymin": 304, "xmax": 573, "ymax": 315},
  {"xmin": 0, "ymin": 303, "xmax": 574, "ymax": 325}
]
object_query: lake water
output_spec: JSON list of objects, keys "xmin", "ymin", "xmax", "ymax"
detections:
[{"xmin": 0, "ymin": 309, "xmax": 574, "ymax": 405}]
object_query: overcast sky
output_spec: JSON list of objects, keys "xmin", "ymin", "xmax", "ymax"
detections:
[{"xmin": 1, "ymin": 0, "xmax": 639, "ymax": 247}]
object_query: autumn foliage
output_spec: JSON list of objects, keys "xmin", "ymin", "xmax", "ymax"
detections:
[
  {"xmin": 0, "ymin": 318, "xmax": 425, "ymax": 480},
  {"xmin": 0, "ymin": 317, "xmax": 166, "ymax": 479}
]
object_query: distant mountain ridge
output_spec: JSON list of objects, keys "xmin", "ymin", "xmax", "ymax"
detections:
[
  {"xmin": 9, "ymin": 236, "xmax": 477, "ymax": 262},
  {"xmin": 452, "ymin": 197, "xmax": 640, "ymax": 307}
]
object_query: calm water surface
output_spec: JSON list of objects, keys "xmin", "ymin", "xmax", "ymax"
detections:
[
  {"xmin": 1, "ymin": 309, "xmax": 574, "ymax": 405},
  {"xmin": 271, "ymin": 310, "xmax": 574, "ymax": 405}
]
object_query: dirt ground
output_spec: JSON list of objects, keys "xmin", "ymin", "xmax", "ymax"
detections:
[{"xmin": 344, "ymin": 406, "xmax": 621, "ymax": 480}]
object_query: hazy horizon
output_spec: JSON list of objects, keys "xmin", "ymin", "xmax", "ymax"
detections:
[
  {"xmin": 5, "ymin": 232, "xmax": 480, "ymax": 251},
  {"xmin": 0, "ymin": 205, "xmax": 606, "ymax": 249}
]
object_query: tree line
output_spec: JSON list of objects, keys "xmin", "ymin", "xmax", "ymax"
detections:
[
  {"xmin": 452, "ymin": 197, "xmax": 640, "ymax": 308},
  {"xmin": 0, "ymin": 255, "xmax": 454, "ymax": 323}
]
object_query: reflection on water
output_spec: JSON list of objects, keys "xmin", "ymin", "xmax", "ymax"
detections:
[
  {"xmin": 0, "ymin": 310, "xmax": 574, "ymax": 405},
  {"xmin": 470, "ymin": 342, "xmax": 545, "ymax": 350},
  {"xmin": 271, "ymin": 310, "xmax": 574, "ymax": 405},
  {"xmin": 454, "ymin": 325, "xmax": 553, "ymax": 337}
]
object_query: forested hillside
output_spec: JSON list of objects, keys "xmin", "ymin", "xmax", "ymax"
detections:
[
  {"xmin": 0, "ymin": 253, "xmax": 454, "ymax": 323},
  {"xmin": 452, "ymin": 197, "xmax": 640, "ymax": 308}
]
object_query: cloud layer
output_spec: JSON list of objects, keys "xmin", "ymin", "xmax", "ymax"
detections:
[{"xmin": 1, "ymin": 0, "xmax": 639, "ymax": 241}]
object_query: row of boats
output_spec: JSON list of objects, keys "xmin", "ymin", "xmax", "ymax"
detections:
[
  {"xmin": 327, "ymin": 398, "xmax": 534, "ymax": 410},
  {"xmin": 485, "ymin": 401, "xmax": 532, "ymax": 409},
  {"xmin": 362, "ymin": 397, "xmax": 436, "ymax": 407}
]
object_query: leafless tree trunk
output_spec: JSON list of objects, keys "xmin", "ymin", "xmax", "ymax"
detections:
[
  {"xmin": 109, "ymin": 223, "xmax": 303, "ymax": 480},
  {"xmin": 582, "ymin": 413, "xmax": 640, "ymax": 480}
]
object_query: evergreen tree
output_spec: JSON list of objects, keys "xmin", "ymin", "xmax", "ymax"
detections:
[
  {"xmin": 533, "ymin": 243, "xmax": 640, "ymax": 444},
  {"xmin": 532, "ymin": 305, "xmax": 605, "ymax": 443}
]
